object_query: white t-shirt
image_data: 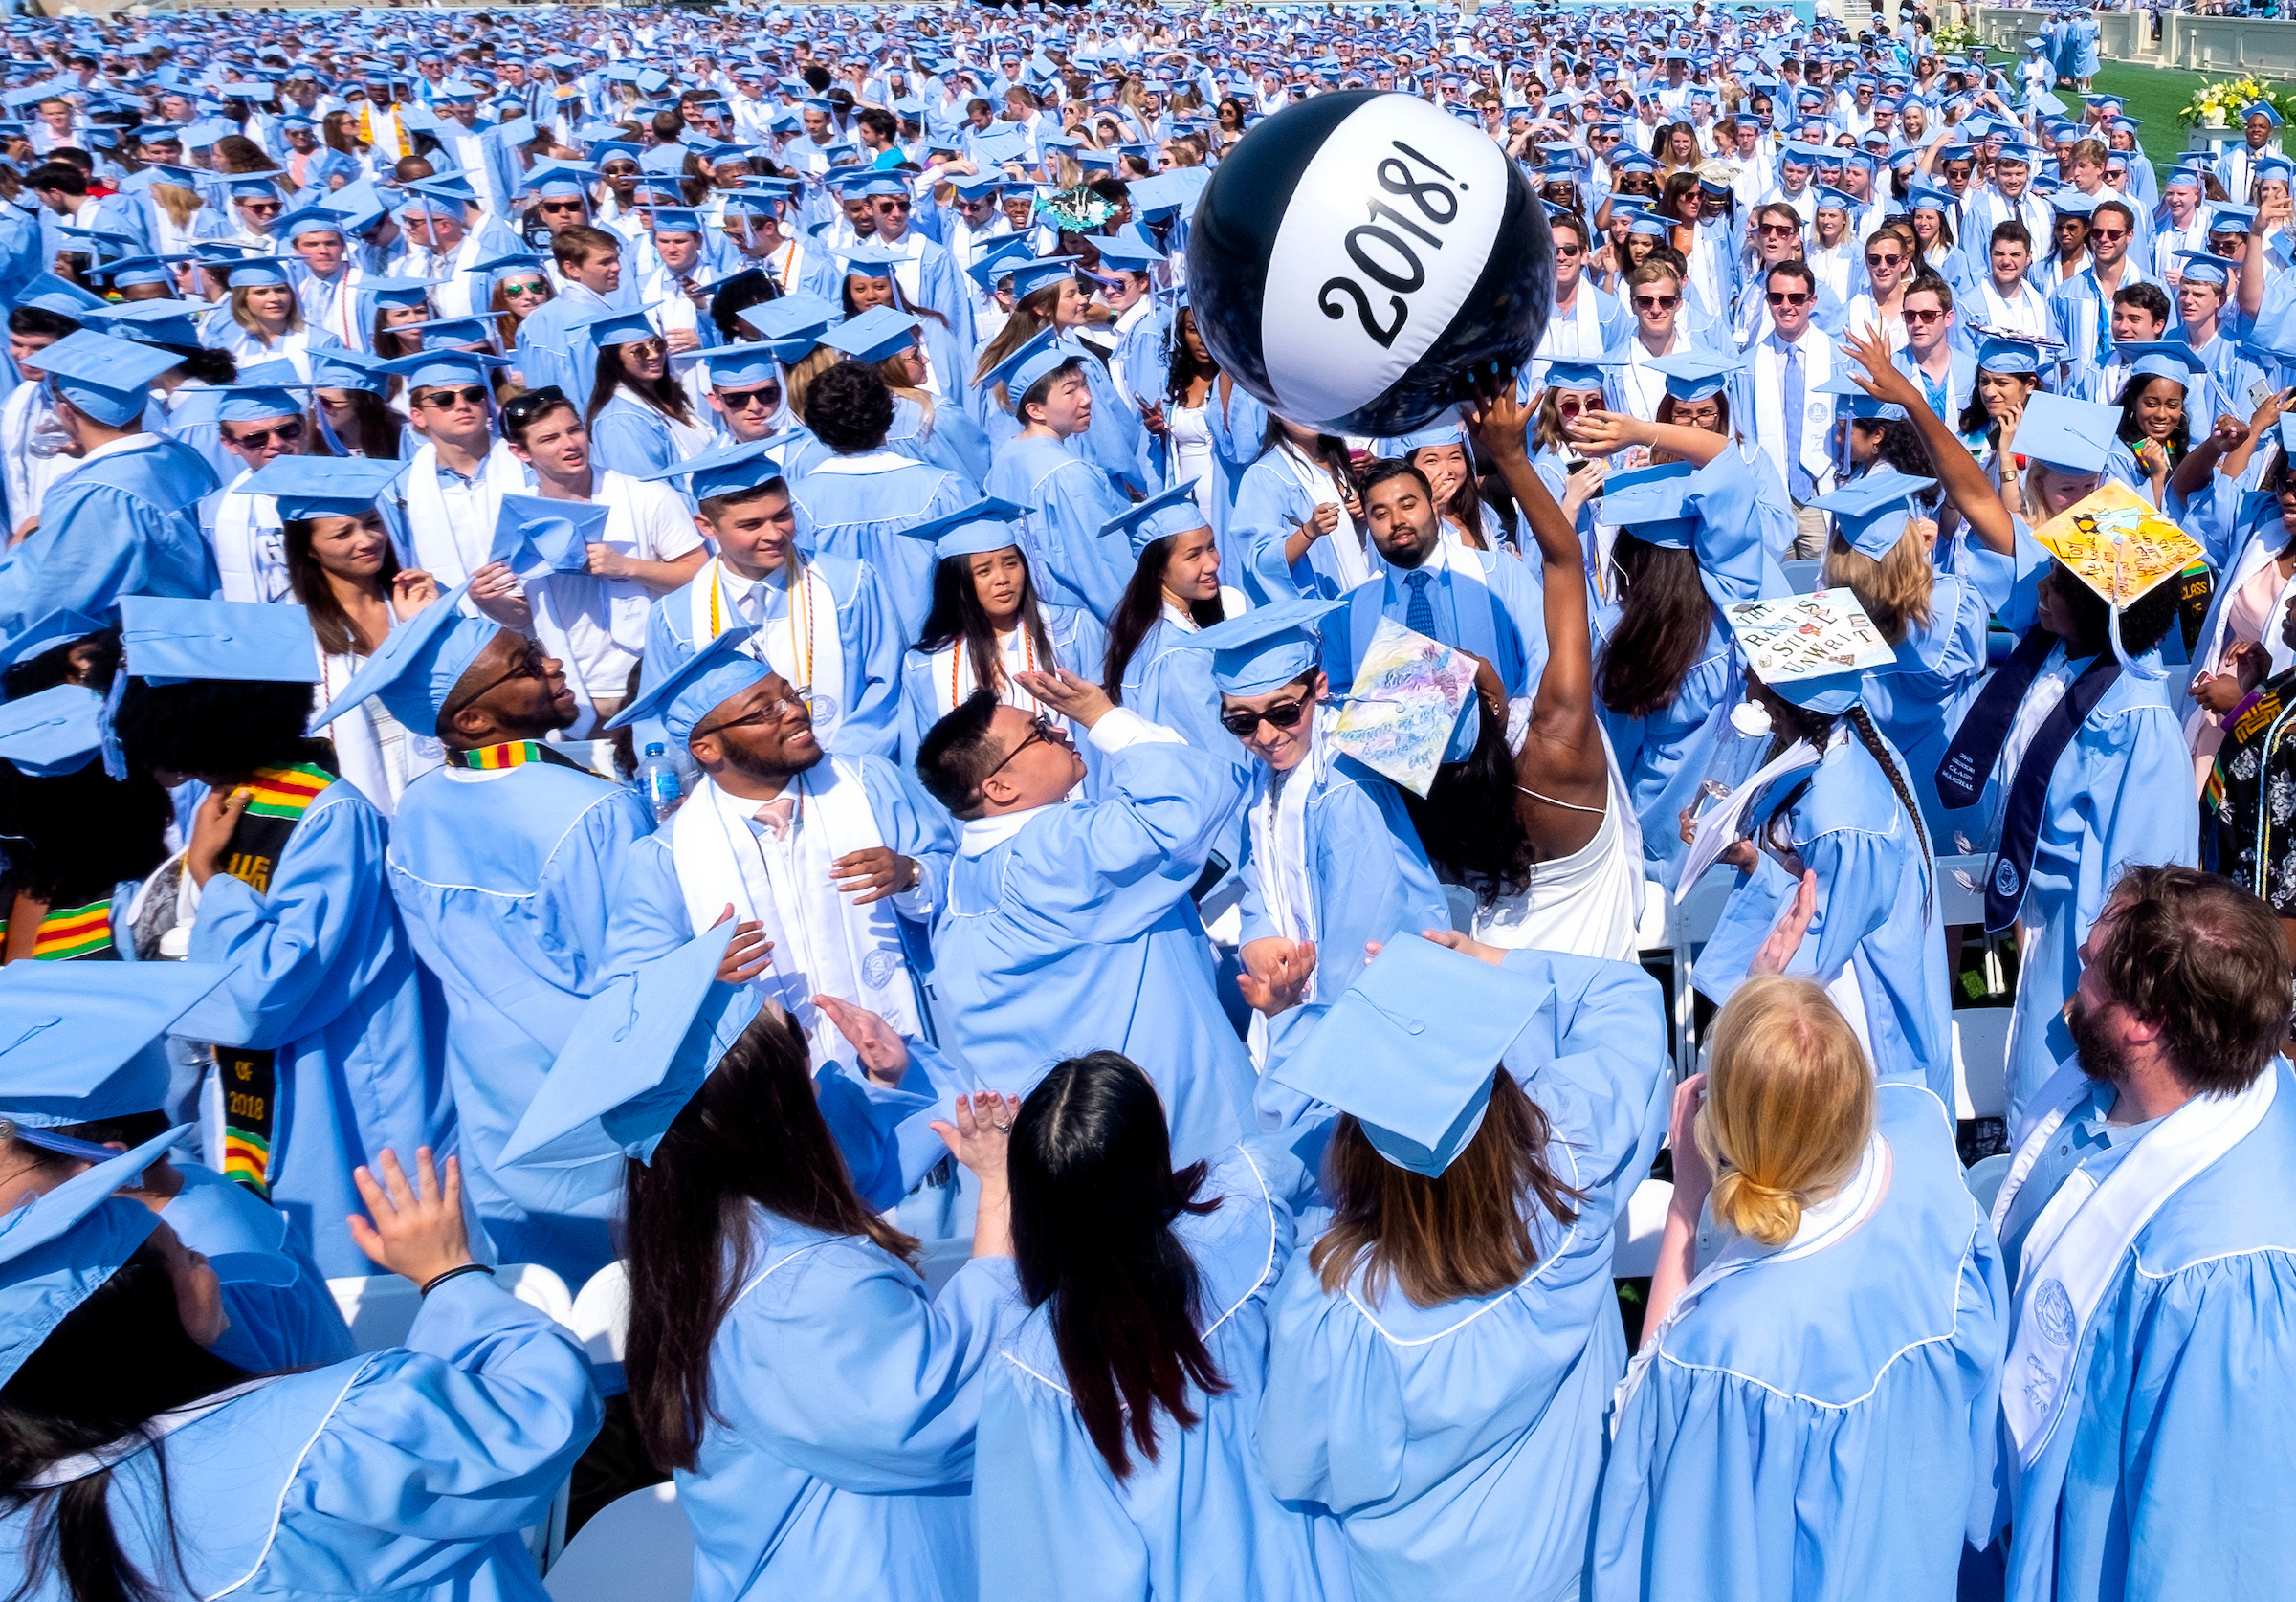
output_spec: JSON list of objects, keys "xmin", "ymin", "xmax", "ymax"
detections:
[{"xmin": 535, "ymin": 471, "xmax": 704, "ymax": 695}]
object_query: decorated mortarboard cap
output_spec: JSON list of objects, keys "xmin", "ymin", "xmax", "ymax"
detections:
[
  {"xmin": 491, "ymin": 493, "xmax": 607, "ymax": 578},
  {"xmin": 1816, "ymin": 366, "xmax": 1904, "ymax": 422},
  {"xmin": 1973, "ymin": 330, "xmax": 2054, "ymax": 375},
  {"xmin": 0, "ymin": 1131, "xmax": 187, "ymax": 1386},
  {"xmin": 32, "ymin": 330, "xmax": 183, "ymax": 428},
  {"xmin": 984, "ymin": 324, "xmax": 1077, "ymax": 401},
  {"xmin": 605, "ymin": 625, "xmax": 770, "ymax": 746},
  {"xmin": 119, "ymin": 595, "xmax": 318, "ymax": 687},
  {"xmin": 635, "ymin": 436, "xmax": 786, "ymax": 503},
  {"xmin": 1171, "ymin": 596, "xmax": 1346, "ymax": 695},
  {"xmin": 894, "ymin": 496, "xmax": 1030, "ymax": 561},
  {"xmin": 0, "ymin": 963, "xmax": 233, "ymax": 1132},
  {"xmin": 1806, "ymin": 464, "xmax": 1935, "ymax": 559},
  {"xmin": 821, "ymin": 306, "xmax": 924, "ymax": 363},
  {"xmin": 2117, "ymin": 340, "xmax": 2209, "ymax": 387},
  {"xmin": 1647, "ymin": 348, "xmax": 1742, "ymax": 404},
  {"xmin": 0, "ymin": 685, "xmax": 103, "ymax": 779},
  {"xmin": 1266, "ymin": 934, "xmax": 1555, "ymax": 1176},
  {"xmin": 241, "ymin": 454, "xmax": 408, "ymax": 520},
  {"xmin": 500, "ymin": 922, "xmax": 762, "ymax": 1168},
  {"xmin": 310, "ymin": 579, "xmax": 497, "ymax": 736},
  {"xmin": 1724, "ymin": 589, "xmax": 1892, "ymax": 714},
  {"xmin": 1098, "ymin": 482, "xmax": 1211, "ymax": 558}
]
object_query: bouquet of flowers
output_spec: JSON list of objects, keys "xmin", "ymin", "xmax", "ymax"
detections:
[{"xmin": 2180, "ymin": 76, "xmax": 2292, "ymax": 129}]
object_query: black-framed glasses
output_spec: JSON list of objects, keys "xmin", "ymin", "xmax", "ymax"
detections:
[
  {"xmin": 537, "ymin": 197, "xmax": 585, "ymax": 213},
  {"xmin": 718, "ymin": 384, "xmax": 783, "ymax": 410},
  {"xmin": 693, "ymin": 691, "xmax": 806, "ymax": 740},
  {"xmin": 982, "ymin": 713, "xmax": 1062, "ymax": 780},
  {"xmin": 500, "ymin": 386, "xmax": 568, "ymax": 427},
  {"xmin": 418, "ymin": 384, "xmax": 490, "ymax": 409},
  {"xmin": 448, "ymin": 638, "xmax": 551, "ymax": 715},
  {"xmin": 1218, "ymin": 695, "xmax": 1311, "ymax": 737},
  {"xmin": 1767, "ymin": 290, "xmax": 1812, "ymax": 306},
  {"xmin": 224, "ymin": 418, "xmax": 306, "ymax": 450},
  {"xmin": 1633, "ymin": 293, "xmax": 1680, "ymax": 311}
]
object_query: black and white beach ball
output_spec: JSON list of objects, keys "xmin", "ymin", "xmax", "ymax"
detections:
[{"xmin": 1189, "ymin": 91, "xmax": 1552, "ymax": 436}]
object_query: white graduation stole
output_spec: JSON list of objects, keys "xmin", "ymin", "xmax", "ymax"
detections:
[
  {"xmin": 687, "ymin": 557, "xmax": 849, "ymax": 751},
  {"xmin": 1285, "ymin": 447, "xmax": 1369, "ymax": 588},
  {"xmin": 667, "ymin": 765, "xmax": 919, "ymax": 1067},
  {"xmin": 1991, "ymin": 1059, "xmax": 2279, "ymax": 1468},
  {"xmin": 401, "ymin": 441, "xmax": 530, "ymax": 585},
  {"xmin": 212, "ymin": 470, "xmax": 292, "ymax": 603},
  {"xmin": 922, "ymin": 630, "xmax": 1048, "ymax": 720}
]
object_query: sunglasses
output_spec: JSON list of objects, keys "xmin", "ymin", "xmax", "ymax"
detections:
[
  {"xmin": 982, "ymin": 713, "xmax": 1064, "ymax": 780},
  {"xmin": 1633, "ymin": 293, "xmax": 1680, "ymax": 311},
  {"xmin": 872, "ymin": 197, "xmax": 912, "ymax": 211},
  {"xmin": 1757, "ymin": 222, "xmax": 1799, "ymax": 236},
  {"xmin": 2088, "ymin": 227, "xmax": 2130, "ymax": 243},
  {"xmin": 1865, "ymin": 252, "xmax": 1904, "ymax": 267},
  {"xmin": 224, "ymin": 418, "xmax": 305, "ymax": 449},
  {"xmin": 621, "ymin": 337, "xmax": 668, "ymax": 360},
  {"xmin": 1218, "ymin": 695, "xmax": 1312, "ymax": 737},
  {"xmin": 500, "ymin": 385, "xmax": 569, "ymax": 425},
  {"xmin": 418, "ymin": 384, "xmax": 490, "ymax": 409},
  {"xmin": 1766, "ymin": 290, "xmax": 1813, "ymax": 306},
  {"xmin": 501, "ymin": 279, "xmax": 549, "ymax": 297},
  {"xmin": 1903, "ymin": 306, "xmax": 1946, "ymax": 324},
  {"xmin": 537, "ymin": 198, "xmax": 585, "ymax": 213},
  {"xmin": 718, "ymin": 384, "xmax": 783, "ymax": 410},
  {"xmin": 241, "ymin": 200, "xmax": 283, "ymax": 215}
]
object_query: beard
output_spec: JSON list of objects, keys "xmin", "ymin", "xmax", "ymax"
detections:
[
  {"xmin": 2064, "ymin": 992, "xmax": 2130, "ymax": 1087},
  {"xmin": 723, "ymin": 732, "xmax": 822, "ymax": 782}
]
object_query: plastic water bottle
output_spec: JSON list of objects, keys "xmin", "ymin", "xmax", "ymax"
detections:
[{"xmin": 637, "ymin": 742, "xmax": 683, "ymax": 823}]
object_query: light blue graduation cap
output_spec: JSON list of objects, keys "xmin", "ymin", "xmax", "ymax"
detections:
[
  {"xmin": 1806, "ymin": 465, "xmax": 1936, "ymax": 560},
  {"xmin": 0, "ymin": 1130, "xmax": 187, "ymax": 1386},
  {"xmin": 604, "ymin": 625, "xmax": 768, "ymax": 745},
  {"xmin": 1266, "ymin": 934, "xmax": 1555, "ymax": 1177},
  {"xmin": 737, "ymin": 293, "xmax": 840, "ymax": 346},
  {"xmin": 14, "ymin": 271, "xmax": 105, "ymax": 318},
  {"xmin": 569, "ymin": 304, "xmax": 662, "ymax": 348},
  {"xmin": 0, "ymin": 685, "xmax": 103, "ymax": 778},
  {"xmin": 966, "ymin": 236, "xmax": 1037, "ymax": 294},
  {"xmin": 1973, "ymin": 330, "xmax": 2056, "ymax": 376},
  {"xmin": 703, "ymin": 341, "xmax": 786, "ymax": 392},
  {"xmin": 1100, "ymin": 481, "xmax": 1212, "ymax": 558},
  {"xmin": 311, "ymin": 580, "xmax": 497, "ymax": 737},
  {"xmin": 2048, "ymin": 188, "xmax": 2097, "ymax": 220},
  {"xmin": 492, "ymin": 493, "xmax": 607, "ymax": 577},
  {"xmin": 2210, "ymin": 203, "xmax": 2260, "ymax": 235},
  {"xmin": 894, "ymin": 496, "xmax": 1029, "ymax": 561},
  {"xmin": 0, "ymin": 961, "xmax": 232, "ymax": 1136},
  {"xmin": 2011, "ymin": 391, "xmax": 2116, "ymax": 475},
  {"xmin": 31, "ymin": 331, "xmax": 183, "ymax": 428},
  {"xmin": 278, "ymin": 207, "xmax": 346, "ymax": 242},
  {"xmin": 1170, "ymin": 596, "xmax": 1346, "ymax": 695},
  {"xmin": 0, "ymin": 609, "xmax": 104, "ymax": 681},
  {"xmin": 2170, "ymin": 249, "xmax": 2232, "ymax": 293},
  {"xmin": 1728, "ymin": 591, "xmax": 1881, "ymax": 716},
  {"xmin": 173, "ymin": 359, "xmax": 313, "ymax": 426},
  {"xmin": 370, "ymin": 346, "xmax": 508, "ymax": 390},
  {"xmin": 1600, "ymin": 460, "xmax": 1700, "ymax": 549},
  {"xmin": 119, "ymin": 595, "xmax": 319, "ymax": 687},
  {"xmin": 2242, "ymin": 101, "xmax": 2285, "ymax": 127},
  {"xmin": 1647, "ymin": 349, "xmax": 1742, "ymax": 405},
  {"xmin": 821, "ymin": 306, "xmax": 925, "ymax": 363},
  {"xmin": 500, "ymin": 922, "xmax": 762, "ymax": 1169},
  {"xmin": 983, "ymin": 324, "xmax": 1076, "ymax": 401},
  {"xmin": 636, "ymin": 437, "xmax": 785, "ymax": 502},
  {"xmin": 2117, "ymin": 341, "xmax": 2209, "ymax": 389},
  {"xmin": 242, "ymin": 454, "xmax": 409, "ymax": 520},
  {"xmin": 1816, "ymin": 366, "xmax": 1904, "ymax": 422},
  {"xmin": 1542, "ymin": 355, "xmax": 1619, "ymax": 394}
]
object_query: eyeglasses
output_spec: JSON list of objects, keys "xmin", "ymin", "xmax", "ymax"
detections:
[
  {"xmin": 1903, "ymin": 306, "xmax": 1946, "ymax": 324},
  {"xmin": 1757, "ymin": 222, "xmax": 1799, "ymax": 236},
  {"xmin": 1218, "ymin": 695, "xmax": 1312, "ymax": 737},
  {"xmin": 2088, "ymin": 227, "xmax": 2129, "ymax": 243},
  {"xmin": 224, "ymin": 418, "xmax": 306, "ymax": 450},
  {"xmin": 501, "ymin": 279, "xmax": 549, "ymax": 298},
  {"xmin": 1864, "ymin": 251, "xmax": 1904, "ymax": 267},
  {"xmin": 448, "ymin": 639, "xmax": 552, "ymax": 716},
  {"xmin": 500, "ymin": 385, "xmax": 569, "ymax": 427},
  {"xmin": 1633, "ymin": 293, "xmax": 1680, "ymax": 311},
  {"xmin": 1555, "ymin": 242, "xmax": 1584, "ymax": 257},
  {"xmin": 718, "ymin": 384, "xmax": 783, "ymax": 410},
  {"xmin": 240, "ymin": 200, "xmax": 282, "ymax": 215},
  {"xmin": 982, "ymin": 713, "xmax": 1064, "ymax": 781},
  {"xmin": 418, "ymin": 384, "xmax": 490, "ymax": 409},
  {"xmin": 692, "ymin": 692, "xmax": 806, "ymax": 740},
  {"xmin": 537, "ymin": 198, "xmax": 585, "ymax": 213},
  {"xmin": 872, "ymin": 197, "xmax": 912, "ymax": 212},
  {"xmin": 1766, "ymin": 290, "xmax": 1812, "ymax": 306}
]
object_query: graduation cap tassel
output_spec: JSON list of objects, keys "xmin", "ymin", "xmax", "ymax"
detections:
[{"xmin": 2106, "ymin": 536, "xmax": 2166, "ymax": 683}]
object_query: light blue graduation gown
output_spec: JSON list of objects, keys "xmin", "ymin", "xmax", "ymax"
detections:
[
  {"xmin": 974, "ymin": 1142, "xmax": 1348, "ymax": 1602},
  {"xmin": 1238, "ymin": 722, "xmax": 1450, "ymax": 1077},
  {"xmin": 931, "ymin": 717, "xmax": 1256, "ymax": 1169},
  {"xmin": 1204, "ymin": 381, "xmax": 1271, "ymax": 588},
  {"xmin": 643, "ymin": 554, "xmax": 907, "ymax": 761},
  {"xmin": 887, "ymin": 392, "xmax": 990, "ymax": 490},
  {"xmin": 1234, "ymin": 451, "xmax": 1373, "ymax": 607},
  {"xmin": 165, "ymin": 1160, "xmax": 359, "ymax": 1373},
  {"xmin": 788, "ymin": 449, "xmax": 972, "ymax": 639},
  {"xmin": 586, "ymin": 391, "xmax": 698, "ymax": 479},
  {"xmin": 1998, "ymin": 1064, "xmax": 2296, "ymax": 1602},
  {"xmin": 1332, "ymin": 543, "xmax": 1547, "ymax": 700},
  {"xmin": 982, "ymin": 431, "xmax": 1135, "ymax": 620},
  {"xmin": 675, "ymin": 1210, "xmax": 1025, "ymax": 1602},
  {"xmin": 970, "ymin": 331, "xmax": 1146, "ymax": 496},
  {"xmin": 170, "ymin": 777, "xmax": 448, "ymax": 1281},
  {"xmin": 0, "ymin": 1273, "xmax": 600, "ymax": 1602},
  {"xmin": 386, "ymin": 756, "xmax": 656, "ymax": 1285},
  {"xmin": 1258, "ymin": 951, "xmax": 1671, "ymax": 1602},
  {"xmin": 1117, "ymin": 610, "xmax": 1248, "ymax": 769},
  {"xmin": 1592, "ymin": 1079, "xmax": 2005, "ymax": 1602},
  {"xmin": 1695, "ymin": 725, "xmax": 1954, "ymax": 1103},
  {"xmin": 0, "ymin": 434, "xmax": 220, "ymax": 641},
  {"xmin": 895, "ymin": 602, "xmax": 1108, "ymax": 765}
]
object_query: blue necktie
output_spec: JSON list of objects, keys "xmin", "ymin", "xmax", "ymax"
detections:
[
  {"xmin": 1404, "ymin": 570, "xmax": 1438, "ymax": 637},
  {"xmin": 1781, "ymin": 342, "xmax": 1815, "ymax": 503}
]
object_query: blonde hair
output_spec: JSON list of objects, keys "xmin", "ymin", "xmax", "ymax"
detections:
[
  {"xmin": 1822, "ymin": 526, "xmax": 1934, "ymax": 644},
  {"xmin": 1698, "ymin": 977, "xmax": 1875, "ymax": 1248},
  {"xmin": 782, "ymin": 343, "xmax": 842, "ymax": 427},
  {"xmin": 229, "ymin": 282, "xmax": 305, "ymax": 339},
  {"xmin": 151, "ymin": 179, "xmax": 204, "ymax": 230}
]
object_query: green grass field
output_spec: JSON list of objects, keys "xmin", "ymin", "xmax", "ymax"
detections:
[{"xmin": 2086, "ymin": 61, "xmax": 2276, "ymax": 175}]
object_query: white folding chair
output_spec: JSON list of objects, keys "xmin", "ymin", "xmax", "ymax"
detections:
[
  {"xmin": 569, "ymin": 1261, "xmax": 631, "ymax": 1369},
  {"xmin": 327, "ymin": 1274, "xmax": 421, "ymax": 1353},
  {"xmin": 1952, "ymin": 1010, "xmax": 2013, "ymax": 1123},
  {"xmin": 1611, "ymin": 1178, "xmax": 1673, "ymax": 1279},
  {"xmin": 542, "ymin": 1482, "xmax": 693, "ymax": 1602}
]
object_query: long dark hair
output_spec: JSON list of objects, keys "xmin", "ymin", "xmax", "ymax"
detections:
[
  {"xmin": 318, "ymin": 387, "xmax": 404, "ymax": 460},
  {"xmin": 1401, "ymin": 706, "xmax": 1534, "ymax": 900},
  {"xmin": 1, "ymin": 1243, "xmax": 251, "ymax": 1602},
  {"xmin": 1257, "ymin": 415, "xmax": 1355, "ymax": 492},
  {"xmin": 623, "ymin": 1007, "xmax": 917, "ymax": 1472},
  {"xmin": 1853, "ymin": 415, "xmax": 1939, "ymax": 490},
  {"xmin": 0, "ymin": 759, "xmax": 171, "ymax": 911},
  {"xmin": 283, "ymin": 513, "xmax": 401, "ymax": 657},
  {"xmin": 1755, "ymin": 692, "xmax": 1934, "ymax": 920},
  {"xmin": 2114, "ymin": 373, "xmax": 2192, "ymax": 468},
  {"xmin": 913, "ymin": 549, "xmax": 1060, "ymax": 698},
  {"xmin": 586, "ymin": 341, "xmax": 696, "ymax": 428},
  {"xmin": 1010, "ymin": 1053, "xmax": 1225, "ymax": 1479},
  {"xmin": 1103, "ymin": 535, "xmax": 1222, "ymax": 701},
  {"xmin": 1162, "ymin": 307, "xmax": 1216, "ymax": 406},
  {"xmin": 1599, "ymin": 533, "xmax": 1712, "ymax": 718}
]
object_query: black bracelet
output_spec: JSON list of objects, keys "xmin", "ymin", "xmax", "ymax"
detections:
[{"xmin": 420, "ymin": 1262, "xmax": 496, "ymax": 1297}]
